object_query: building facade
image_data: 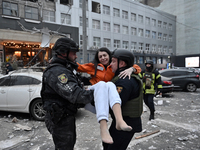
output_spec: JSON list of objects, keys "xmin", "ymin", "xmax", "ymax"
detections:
[
  {"xmin": 0, "ymin": 0, "xmax": 78, "ymax": 71},
  {"xmin": 0, "ymin": 0, "xmax": 176, "ymax": 71},
  {"xmin": 75, "ymin": 0, "xmax": 176, "ymax": 69},
  {"xmin": 139, "ymin": 0, "xmax": 200, "ymax": 68}
]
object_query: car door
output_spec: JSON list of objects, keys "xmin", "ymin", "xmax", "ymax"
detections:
[
  {"xmin": 6, "ymin": 75, "xmax": 39, "ymax": 111},
  {"xmin": 171, "ymin": 70, "xmax": 187, "ymax": 89},
  {"xmin": 0, "ymin": 76, "xmax": 11, "ymax": 110}
]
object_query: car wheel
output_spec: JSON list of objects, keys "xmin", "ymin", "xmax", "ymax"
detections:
[
  {"xmin": 30, "ymin": 99, "xmax": 46, "ymax": 121},
  {"xmin": 186, "ymin": 83, "xmax": 197, "ymax": 92}
]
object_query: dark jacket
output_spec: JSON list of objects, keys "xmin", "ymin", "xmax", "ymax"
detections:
[
  {"xmin": 5, "ymin": 63, "xmax": 13, "ymax": 74},
  {"xmin": 41, "ymin": 56, "xmax": 94, "ymax": 115},
  {"xmin": 111, "ymin": 67, "xmax": 142, "ymax": 133}
]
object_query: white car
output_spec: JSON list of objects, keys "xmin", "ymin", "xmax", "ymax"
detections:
[{"xmin": 0, "ymin": 71, "xmax": 45, "ymax": 121}]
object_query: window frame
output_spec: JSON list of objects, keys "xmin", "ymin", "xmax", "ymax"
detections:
[
  {"xmin": 131, "ymin": 42, "xmax": 137, "ymax": 50},
  {"xmin": 93, "ymin": 37, "xmax": 101, "ymax": 47},
  {"xmin": 43, "ymin": 10, "xmax": 55, "ymax": 22},
  {"xmin": 113, "ymin": 24, "xmax": 120, "ymax": 33},
  {"xmin": 145, "ymin": 17, "xmax": 150, "ymax": 25},
  {"xmin": 2, "ymin": 1, "xmax": 18, "ymax": 17},
  {"xmin": 145, "ymin": 30, "xmax": 150, "ymax": 38},
  {"xmin": 122, "ymin": 41, "xmax": 128, "ymax": 49},
  {"xmin": 103, "ymin": 5, "xmax": 110, "ymax": 15},
  {"xmin": 131, "ymin": 27, "xmax": 137, "ymax": 36},
  {"xmin": 158, "ymin": 20, "xmax": 162, "ymax": 28},
  {"xmin": 122, "ymin": 10, "xmax": 128, "ymax": 19},
  {"xmin": 158, "ymin": 32, "xmax": 162, "ymax": 40},
  {"xmin": 139, "ymin": 43, "xmax": 143, "ymax": 50},
  {"xmin": 131, "ymin": 13, "xmax": 136, "ymax": 21},
  {"xmin": 92, "ymin": 19, "xmax": 100, "ymax": 29},
  {"xmin": 25, "ymin": 6, "xmax": 39, "ymax": 20},
  {"xmin": 122, "ymin": 25, "xmax": 128, "ymax": 34},
  {"xmin": 103, "ymin": 38, "xmax": 111, "ymax": 47},
  {"xmin": 61, "ymin": 13, "xmax": 71, "ymax": 25},
  {"xmin": 146, "ymin": 44, "xmax": 150, "ymax": 51},
  {"xmin": 138, "ymin": 28, "xmax": 143, "ymax": 37},
  {"xmin": 113, "ymin": 8, "xmax": 120, "ymax": 17},
  {"xmin": 103, "ymin": 22, "xmax": 110, "ymax": 31},
  {"xmin": 138, "ymin": 15, "xmax": 143, "ymax": 24},
  {"xmin": 114, "ymin": 40, "xmax": 120, "ymax": 48}
]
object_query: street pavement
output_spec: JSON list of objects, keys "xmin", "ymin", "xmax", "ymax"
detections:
[{"xmin": 0, "ymin": 90, "xmax": 200, "ymax": 150}]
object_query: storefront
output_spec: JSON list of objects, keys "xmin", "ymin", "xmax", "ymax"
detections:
[
  {"xmin": 0, "ymin": 16, "xmax": 79, "ymax": 71},
  {"xmin": 3, "ymin": 41, "xmax": 53, "ymax": 68}
]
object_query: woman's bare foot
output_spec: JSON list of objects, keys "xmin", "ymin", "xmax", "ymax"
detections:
[
  {"xmin": 101, "ymin": 128, "xmax": 113, "ymax": 144},
  {"xmin": 116, "ymin": 120, "xmax": 132, "ymax": 131}
]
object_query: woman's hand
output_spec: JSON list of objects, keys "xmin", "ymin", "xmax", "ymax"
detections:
[{"xmin": 118, "ymin": 67, "xmax": 136, "ymax": 79}]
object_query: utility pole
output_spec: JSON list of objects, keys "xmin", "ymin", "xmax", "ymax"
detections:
[{"xmin": 82, "ymin": 0, "xmax": 87, "ymax": 63}]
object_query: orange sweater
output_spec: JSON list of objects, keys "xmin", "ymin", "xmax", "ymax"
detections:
[{"xmin": 77, "ymin": 63, "xmax": 141, "ymax": 85}]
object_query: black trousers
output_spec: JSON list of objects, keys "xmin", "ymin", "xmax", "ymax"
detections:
[
  {"xmin": 143, "ymin": 94, "xmax": 155, "ymax": 114},
  {"xmin": 103, "ymin": 120, "xmax": 135, "ymax": 150},
  {"xmin": 45, "ymin": 112, "xmax": 76, "ymax": 150}
]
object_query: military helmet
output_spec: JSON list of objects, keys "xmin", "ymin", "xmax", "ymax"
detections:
[
  {"xmin": 145, "ymin": 60, "xmax": 154, "ymax": 66},
  {"xmin": 145, "ymin": 60, "xmax": 154, "ymax": 70},
  {"xmin": 112, "ymin": 49, "xmax": 134, "ymax": 67},
  {"xmin": 52, "ymin": 37, "xmax": 79, "ymax": 55}
]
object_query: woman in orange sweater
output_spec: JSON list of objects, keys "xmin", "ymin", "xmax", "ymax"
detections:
[
  {"xmin": 78, "ymin": 48, "xmax": 141, "ymax": 85},
  {"xmin": 77, "ymin": 47, "xmax": 141, "ymax": 144}
]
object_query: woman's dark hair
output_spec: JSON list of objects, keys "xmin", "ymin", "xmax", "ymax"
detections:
[{"xmin": 92, "ymin": 47, "xmax": 112, "ymax": 77}]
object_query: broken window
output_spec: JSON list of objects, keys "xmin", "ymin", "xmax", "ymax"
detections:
[
  {"xmin": 92, "ymin": 1, "xmax": 101, "ymax": 14},
  {"xmin": 2, "ymin": 1, "xmax": 18, "ymax": 17},
  {"xmin": 60, "ymin": 0, "xmax": 73, "ymax": 6}
]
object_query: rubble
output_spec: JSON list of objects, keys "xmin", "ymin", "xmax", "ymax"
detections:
[
  {"xmin": 0, "ymin": 91, "xmax": 200, "ymax": 149},
  {"xmin": 14, "ymin": 124, "xmax": 32, "ymax": 131}
]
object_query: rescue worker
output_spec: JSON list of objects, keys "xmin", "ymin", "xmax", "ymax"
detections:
[
  {"xmin": 139, "ymin": 60, "xmax": 162, "ymax": 120},
  {"xmin": 103, "ymin": 49, "xmax": 143, "ymax": 150},
  {"xmin": 40, "ymin": 37, "xmax": 94, "ymax": 150}
]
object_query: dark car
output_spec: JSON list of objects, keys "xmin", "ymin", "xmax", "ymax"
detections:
[
  {"xmin": 159, "ymin": 69, "xmax": 200, "ymax": 92},
  {"xmin": 160, "ymin": 76, "xmax": 174, "ymax": 94}
]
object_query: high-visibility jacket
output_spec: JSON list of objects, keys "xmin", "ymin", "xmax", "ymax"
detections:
[
  {"xmin": 139, "ymin": 69, "xmax": 162, "ymax": 94},
  {"xmin": 77, "ymin": 63, "xmax": 141, "ymax": 85}
]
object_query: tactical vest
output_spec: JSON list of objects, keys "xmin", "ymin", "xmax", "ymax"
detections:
[
  {"xmin": 112, "ymin": 74, "xmax": 143, "ymax": 118},
  {"xmin": 41, "ymin": 63, "xmax": 81, "ymax": 114},
  {"xmin": 143, "ymin": 71, "xmax": 153, "ymax": 89}
]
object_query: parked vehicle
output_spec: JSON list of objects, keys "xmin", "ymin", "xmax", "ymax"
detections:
[
  {"xmin": 0, "ymin": 71, "xmax": 45, "ymax": 121},
  {"xmin": 160, "ymin": 76, "xmax": 174, "ymax": 94},
  {"xmin": 173, "ymin": 67, "xmax": 200, "ymax": 75},
  {"xmin": 159, "ymin": 69, "xmax": 200, "ymax": 92}
]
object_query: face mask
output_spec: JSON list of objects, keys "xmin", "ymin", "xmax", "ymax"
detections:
[{"xmin": 146, "ymin": 66, "xmax": 153, "ymax": 72}]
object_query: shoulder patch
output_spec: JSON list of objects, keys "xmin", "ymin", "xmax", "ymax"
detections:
[
  {"xmin": 116, "ymin": 86, "xmax": 123, "ymax": 93},
  {"xmin": 58, "ymin": 73, "xmax": 68, "ymax": 83}
]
